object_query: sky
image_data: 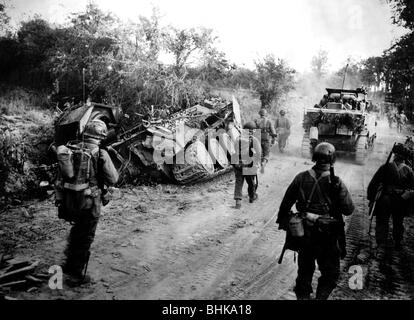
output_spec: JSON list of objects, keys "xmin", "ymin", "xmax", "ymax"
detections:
[{"xmin": 7, "ymin": 0, "xmax": 408, "ymax": 72}]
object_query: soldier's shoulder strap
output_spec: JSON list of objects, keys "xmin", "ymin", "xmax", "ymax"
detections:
[{"xmin": 304, "ymin": 169, "xmax": 331, "ymax": 212}]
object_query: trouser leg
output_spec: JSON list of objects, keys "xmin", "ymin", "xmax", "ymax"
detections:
[
  {"xmin": 261, "ymin": 140, "xmax": 270, "ymax": 163},
  {"xmin": 392, "ymin": 209, "xmax": 404, "ymax": 244},
  {"xmin": 234, "ymin": 168, "xmax": 244, "ymax": 200},
  {"xmin": 315, "ymin": 239, "xmax": 340, "ymax": 300},
  {"xmin": 295, "ymin": 246, "xmax": 316, "ymax": 299},
  {"xmin": 245, "ymin": 175, "xmax": 257, "ymax": 199},
  {"xmin": 64, "ymin": 210, "xmax": 99, "ymax": 275},
  {"xmin": 375, "ymin": 199, "xmax": 391, "ymax": 246}
]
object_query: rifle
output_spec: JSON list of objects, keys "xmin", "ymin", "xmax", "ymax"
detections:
[
  {"xmin": 83, "ymin": 250, "xmax": 91, "ymax": 281},
  {"xmin": 329, "ymin": 158, "xmax": 347, "ymax": 259},
  {"xmin": 367, "ymin": 143, "xmax": 395, "ymax": 234},
  {"xmin": 278, "ymin": 240, "xmax": 288, "ymax": 264}
]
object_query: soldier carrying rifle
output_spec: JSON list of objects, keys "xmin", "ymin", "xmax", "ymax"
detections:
[
  {"xmin": 276, "ymin": 142, "xmax": 354, "ymax": 300},
  {"xmin": 367, "ymin": 143, "xmax": 414, "ymax": 253}
]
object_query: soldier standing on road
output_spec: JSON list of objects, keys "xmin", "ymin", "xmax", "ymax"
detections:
[
  {"xmin": 276, "ymin": 142, "xmax": 354, "ymax": 300},
  {"xmin": 275, "ymin": 110, "xmax": 291, "ymax": 153},
  {"xmin": 56, "ymin": 119, "xmax": 119, "ymax": 286},
  {"xmin": 254, "ymin": 109, "xmax": 277, "ymax": 174},
  {"xmin": 367, "ymin": 144, "xmax": 414, "ymax": 252},
  {"xmin": 232, "ymin": 122, "xmax": 262, "ymax": 209}
]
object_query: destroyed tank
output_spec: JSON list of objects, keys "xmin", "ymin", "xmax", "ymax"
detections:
[
  {"xmin": 53, "ymin": 97, "xmax": 242, "ymax": 185},
  {"xmin": 301, "ymin": 88, "xmax": 377, "ymax": 164}
]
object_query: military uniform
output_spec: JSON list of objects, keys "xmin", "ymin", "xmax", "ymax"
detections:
[
  {"xmin": 254, "ymin": 116, "xmax": 276, "ymax": 165},
  {"xmin": 275, "ymin": 115, "xmax": 291, "ymax": 152},
  {"xmin": 232, "ymin": 129, "xmax": 262, "ymax": 206},
  {"xmin": 367, "ymin": 159, "xmax": 414, "ymax": 248},
  {"xmin": 62, "ymin": 141, "xmax": 118, "ymax": 279},
  {"xmin": 277, "ymin": 162, "xmax": 354, "ymax": 299}
]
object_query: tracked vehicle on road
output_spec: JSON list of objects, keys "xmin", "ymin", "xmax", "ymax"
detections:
[{"xmin": 301, "ymin": 87, "xmax": 377, "ymax": 164}]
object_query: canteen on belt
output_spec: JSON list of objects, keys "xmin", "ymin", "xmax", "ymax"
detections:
[{"xmin": 288, "ymin": 214, "xmax": 304, "ymax": 237}]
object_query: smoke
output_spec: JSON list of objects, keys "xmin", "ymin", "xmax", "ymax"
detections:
[{"xmin": 305, "ymin": 0, "xmax": 401, "ymax": 71}]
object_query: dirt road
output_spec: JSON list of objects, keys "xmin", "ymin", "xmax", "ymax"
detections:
[{"xmin": 3, "ymin": 119, "xmax": 412, "ymax": 300}]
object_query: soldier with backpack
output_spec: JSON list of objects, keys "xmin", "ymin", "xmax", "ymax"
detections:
[
  {"xmin": 275, "ymin": 110, "xmax": 291, "ymax": 153},
  {"xmin": 232, "ymin": 122, "xmax": 262, "ymax": 209},
  {"xmin": 276, "ymin": 142, "xmax": 354, "ymax": 299},
  {"xmin": 55, "ymin": 119, "xmax": 119, "ymax": 286},
  {"xmin": 254, "ymin": 109, "xmax": 277, "ymax": 174}
]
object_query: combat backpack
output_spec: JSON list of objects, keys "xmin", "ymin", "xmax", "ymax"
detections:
[{"xmin": 55, "ymin": 142, "xmax": 100, "ymax": 222}]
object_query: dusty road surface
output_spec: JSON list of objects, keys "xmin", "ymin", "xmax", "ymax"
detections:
[{"xmin": 1, "ymin": 119, "xmax": 413, "ymax": 300}]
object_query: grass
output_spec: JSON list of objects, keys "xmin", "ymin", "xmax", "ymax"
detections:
[{"xmin": 0, "ymin": 86, "xmax": 53, "ymax": 124}]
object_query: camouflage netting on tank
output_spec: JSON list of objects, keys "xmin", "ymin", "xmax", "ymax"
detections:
[
  {"xmin": 0, "ymin": 115, "xmax": 55, "ymax": 201},
  {"xmin": 303, "ymin": 110, "xmax": 365, "ymax": 133}
]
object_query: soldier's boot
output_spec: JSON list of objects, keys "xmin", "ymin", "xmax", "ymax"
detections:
[
  {"xmin": 65, "ymin": 273, "xmax": 93, "ymax": 287},
  {"xmin": 235, "ymin": 200, "xmax": 242, "ymax": 209},
  {"xmin": 249, "ymin": 193, "xmax": 258, "ymax": 203}
]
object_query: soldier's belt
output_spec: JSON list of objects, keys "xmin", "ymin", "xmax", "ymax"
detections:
[{"xmin": 63, "ymin": 182, "xmax": 89, "ymax": 191}]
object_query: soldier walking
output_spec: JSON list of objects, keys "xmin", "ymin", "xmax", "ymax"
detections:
[
  {"xmin": 276, "ymin": 143, "xmax": 354, "ymax": 299},
  {"xmin": 55, "ymin": 119, "xmax": 119, "ymax": 286},
  {"xmin": 275, "ymin": 110, "xmax": 291, "ymax": 153},
  {"xmin": 254, "ymin": 109, "xmax": 277, "ymax": 173},
  {"xmin": 232, "ymin": 122, "xmax": 262, "ymax": 209},
  {"xmin": 367, "ymin": 144, "xmax": 414, "ymax": 252}
]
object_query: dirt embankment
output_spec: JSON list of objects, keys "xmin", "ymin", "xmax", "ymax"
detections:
[{"xmin": 0, "ymin": 87, "xmax": 56, "ymax": 204}]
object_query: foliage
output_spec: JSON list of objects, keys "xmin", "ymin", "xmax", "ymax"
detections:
[
  {"xmin": 303, "ymin": 110, "xmax": 365, "ymax": 133},
  {"xmin": 387, "ymin": 0, "xmax": 414, "ymax": 30},
  {"xmin": 311, "ymin": 49, "xmax": 329, "ymax": 79},
  {"xmin": 254, "ymin": 55, "xmax": 295, "ymax": 108},
  {"xmin": 360, "ymin": 56, "xmax": 385, "ymax": 88},
  {"xmin": 164, "ymin": 26, "xmax": 215, "ymax": 77}
]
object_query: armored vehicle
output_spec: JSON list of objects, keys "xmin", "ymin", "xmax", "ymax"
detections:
[
  {"xmin": 53, "ymin": 97, "xmax": 242, "ymax": 184},
  {"xmin": 301, "ymin": 87, "xmax": 376, "ymax": 164}
]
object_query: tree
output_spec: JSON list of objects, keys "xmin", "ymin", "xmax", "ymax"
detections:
[
  {"xmin": 164, "ymin": 27, "xmax": 214, "ymax": 78},
  {"xmin": 198, "ymin": 46, "xmax": 230, "ymax": 82},
  {"xmin": 388, "ymin": 0, "xmax": 414, "ymax": 30},
  {"xmin": 311, "ymin": 49, "xmax": 329, "ymax": 79},
  {"xmin": 254, "ymin": 55, "xmax": 295, "ymax": 108},
  {"xmin": 383, "ymin": 0, "xmax": 414, "ymax": 116},
  {"xmin": 0, "ymin": 1, "xmax": 10, "ymax": 36},
  {"xmin": 360, "ymin": 56, "xmax": 385, "ymax": 92}
]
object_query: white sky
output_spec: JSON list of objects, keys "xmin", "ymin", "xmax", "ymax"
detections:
[{"xmin": 7, "ymin": 0, "xmax": 408, "ymax": 72}]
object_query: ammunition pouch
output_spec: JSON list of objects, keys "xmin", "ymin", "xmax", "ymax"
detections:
[{"xmin": 315, "ymin": 215, "xmax": 340, "ymax": 235}]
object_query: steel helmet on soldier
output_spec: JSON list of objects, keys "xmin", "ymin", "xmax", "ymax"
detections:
[
  {"xmin": 279, "ymin": 110, "xmax": 286, "ymax": 116},
  {"xmin": 243, "ymin": 121, "xmax": 256, "ymax": 130},
  {"xmin": 312, "ymin": 142, "xmax": 336, "ymax": 164},
  {"xmin": 392, "ymin": 143, "xmax": 409, "ymax": 160},
  {"xmin": 259, "ymin": 109, "xmax": 267, "ymax": 117},
  {"xmin": 83, "ymin": 119, "xmax": 108, "ymax": 140}
]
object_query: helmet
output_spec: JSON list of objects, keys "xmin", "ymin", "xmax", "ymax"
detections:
[
  {"xmin": 392, "ymin": 143, "xmax": 409, "ymax": 160},
  {"xmin": 243, "ymin": 121, "xmax": 256, "ymax": 130},
  {"xmin": 279, "ymin": 110, "xmax": 286, "ymax": 116},
  {"xmin": 259, "ymin": 109, "xmax": 267, "ymax": 117},
  {"xmin": 312, "ymin": 142, "xmax": 336, "ymax": 164},
  {"xmin": 83, "ymin": 119, "xmax": 108, "ymax": 140}
]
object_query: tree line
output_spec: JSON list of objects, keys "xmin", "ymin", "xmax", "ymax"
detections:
[
  {"xmin": 0, "ymin": 2, "xmax": 295, "ymax": 115},
  {"xmin": 0, "ymin": 1, "xmax": 412, "ymax": 118}
]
